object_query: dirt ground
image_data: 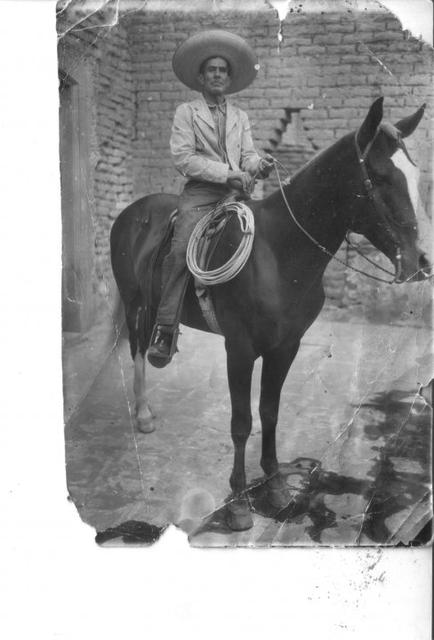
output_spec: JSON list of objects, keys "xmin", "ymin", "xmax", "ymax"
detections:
[{"xmin": 63, "ymin": 312, "xmax": 432, "ymax": 547}]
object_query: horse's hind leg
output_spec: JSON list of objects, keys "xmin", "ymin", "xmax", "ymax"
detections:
[
  {"xmin": 133, "ymin": 350, "xmax": 155, "ymax": 433},
  {"xmin": 126, "ymin": 301, "xmax": 155, "ymax": 433},
  {"xmin": 225, "ymin": 340, "xmax": 255, "ymax": 531},
  {"xmin": 259, "ymin": 340, "xmax": 300, "ymax": 509}
]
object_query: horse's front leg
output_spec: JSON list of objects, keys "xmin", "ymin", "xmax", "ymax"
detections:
[
  {"xmin": 134, "ymin": 351, "xmax": 155, "ymax": 433},
  {"xmin": 225, "ymin": 341, "xmax": 255, "ymax": 531},
  {"xmin": 260, "ymin": 340, "xmax": 300, "ymax": 509}
]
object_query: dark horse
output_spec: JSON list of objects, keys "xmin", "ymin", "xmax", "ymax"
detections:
[{"xmin": 110, "ymin": 98, "xmax": 431, "ymax": 530}]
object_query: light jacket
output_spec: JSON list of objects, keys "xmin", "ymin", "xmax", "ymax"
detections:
[{"xmin": 170, "ymin": 95, "xmax": 262, "ymax": 184}]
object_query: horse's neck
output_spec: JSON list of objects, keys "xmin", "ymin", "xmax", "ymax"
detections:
[{"xmin": 266, "ymin": 142, "xmax": 351, "ymax": 266}]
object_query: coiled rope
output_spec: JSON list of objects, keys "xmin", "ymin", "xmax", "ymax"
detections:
[{"xmin": 186, "ymin": 201, "xmax": 255, "ymax": 286}]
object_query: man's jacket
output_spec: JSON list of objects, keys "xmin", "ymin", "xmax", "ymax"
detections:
[{"xmin": 170, "ymin": 95, "xmax": 262, "ymax": 184}]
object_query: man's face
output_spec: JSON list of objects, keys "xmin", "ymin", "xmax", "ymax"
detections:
[{"xmin": 198, "ymin": 57, "xmax": 231, "ymax": 97}]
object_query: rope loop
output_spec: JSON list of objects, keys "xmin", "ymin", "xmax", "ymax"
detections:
[{"xmin": 186, "ymin": 202, "xmax": 255, "ymax": 286}]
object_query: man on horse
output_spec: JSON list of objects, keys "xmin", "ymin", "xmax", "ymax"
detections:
[{"xmin": 147, "ymin": 30, "xmax": 274, "ymax": 367}]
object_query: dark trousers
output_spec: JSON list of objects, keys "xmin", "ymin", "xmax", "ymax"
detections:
[{"xmin": 156, "ymin": 181, "xmax": 231, "ymax": 328}]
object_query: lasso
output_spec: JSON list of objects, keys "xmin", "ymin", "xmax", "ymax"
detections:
[{"xmin": 186, "ymin": 201, "xmax": 255, "ymax": 286}]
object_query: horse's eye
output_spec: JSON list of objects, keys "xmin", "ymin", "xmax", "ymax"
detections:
[{"xmin": 375, "ymin": 175, "xmax": 391, "ymax": 186}]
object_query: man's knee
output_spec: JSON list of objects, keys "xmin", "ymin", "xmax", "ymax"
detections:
[{"xmin": 172, "ymin": 206, "xmax": 204, "ymax": 248}]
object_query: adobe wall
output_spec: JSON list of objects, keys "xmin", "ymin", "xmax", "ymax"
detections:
[
  {"xmin": 58, "ymin": 0, "xmax": 433, "ymax": 325},
  {"xmin": 126, "ymin": 1, "xmax": 433, "ymax": 321},
  {"xmin": 58, "ymin": 15, "xmax": 136, "ymax": 315}
]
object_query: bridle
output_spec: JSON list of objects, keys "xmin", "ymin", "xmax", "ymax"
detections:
[
  {"xmin": 273, "ymin": 126, "xmax": 428, "ymax": 284},
  {"xmin": 351, "ymin": 124, "xmax": 402, "ymax": 283}
]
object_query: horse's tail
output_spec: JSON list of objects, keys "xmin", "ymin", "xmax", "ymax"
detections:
[{"xmin": 108, "ymin": 193, "xmax": 179, "ymax": 358}]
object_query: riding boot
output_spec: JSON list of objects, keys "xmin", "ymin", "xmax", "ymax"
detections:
[
  {"xmin": 148, "ymin": 183, "xmax": 230, "ymax": 368},
  {"xmin": 147, "ymin": 324, "xmax": 178, "ymax": 368},
  {"xmin": 147, "ymin": 259, "xmax": 190, "ymax": 368}
]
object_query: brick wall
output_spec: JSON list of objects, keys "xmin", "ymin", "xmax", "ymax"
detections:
[
  {"xmin": 58, "ymin": 13, "xmax": 135, "ymax": 316},
  {"xmin": 125, "ymin": 0, "xmax": 433, "ymax": 323},
  {"xmin": 93, "ymin": 25, "xmax": 136, "ymax": 303},
  {"xmin": 58, "ymin": 0, "xmax": 433, "ymax": 324},
  {"xmin": 277, "ymin": 6, "xmax": 433, "ymax": 318}
]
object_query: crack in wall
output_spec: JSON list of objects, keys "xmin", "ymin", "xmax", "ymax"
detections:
[
  {"xmin": 268, "ymin": 0, "xmax": 286, "ymax": 51},
  {"xmin": 359, "ymin": 41, "xmax": 396, "ymax": 78}
]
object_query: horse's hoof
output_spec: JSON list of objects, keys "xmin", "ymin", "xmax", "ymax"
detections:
[
  {"xmin": 266, "ymin": 474, "xmax": 292, "ymax": 510},
  {"xmin": 225, "ymin": 499, "xmax": 253, "ymax": 531},
  {"xmin": 267, "ymin": 487, "xmax": 291, "ymax": 510},
  {"xmin": 136, "ymin": 416, "xmax": 156, "ymax": 434},
  {"xmin": 135, "ymin": 403, "xmax": 155, "ymax": 433}
]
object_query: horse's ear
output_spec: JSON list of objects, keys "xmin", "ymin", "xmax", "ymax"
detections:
[
  {"xmin": 395, "ymin": 103, "xmax": 426, "ymax": 138},
  {"xmin": 357, "ymin": 97, "xmax": 384, "ymax": 153}
]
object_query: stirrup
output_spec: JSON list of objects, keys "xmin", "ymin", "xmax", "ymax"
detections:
[{"xmin": 147, "ymin": 325, "xmax": 179, "ymax": 368}]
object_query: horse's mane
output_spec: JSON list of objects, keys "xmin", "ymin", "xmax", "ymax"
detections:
[
  {"xmin": 261, "ymin": 131, "xmax": 354, "ymax": 208},
  {"xmin": 282, "ymin": 120, "xmax": 407, "ymax": 190}
]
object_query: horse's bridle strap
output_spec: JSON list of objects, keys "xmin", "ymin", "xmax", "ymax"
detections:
[
  {"xmin": 354, "ymin": 127, "xmax": 379, "ymax": 198},
  {"xmin": 273, "ymin": 131, "xmax": 403, "ymax": 285},
  {"xmin": 353, "ymin": 127, "xmax": 402, "ymax": 280}
]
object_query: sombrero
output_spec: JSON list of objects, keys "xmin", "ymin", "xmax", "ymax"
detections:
[{"xmin": 172, "ymin": 30, "xmax": 259, "ymax": 94}]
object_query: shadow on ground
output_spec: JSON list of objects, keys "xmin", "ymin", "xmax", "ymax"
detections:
[
  {"xmin": 191, "ymin": 457, "xmax": 370, "ymax": 543},
  {"xmin": 191, "ymin": 390, "xmax": 431, "ymax": 545}
]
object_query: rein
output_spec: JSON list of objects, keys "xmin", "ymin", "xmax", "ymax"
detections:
[{"xmin": 272, "ymin": 130, "xmax": 410, "ymax": 285}]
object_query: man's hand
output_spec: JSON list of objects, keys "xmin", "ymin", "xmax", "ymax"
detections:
[
  {"xmin": 258, "ymin": 154, "xmax": 274, "ymax": 178},
  {"xmin": 227, "ymin": 170, "xmax": 253, "ymax": 192}
]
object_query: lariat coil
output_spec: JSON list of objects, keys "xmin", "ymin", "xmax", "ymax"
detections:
[{"xmin": 186, "ymin": 201, "xmax": 255, "ymax": 286}]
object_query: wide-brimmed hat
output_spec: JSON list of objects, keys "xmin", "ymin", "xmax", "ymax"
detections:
[{"xmin": 172, "ymin": 30, "xmax": 259, "ymax": 94}]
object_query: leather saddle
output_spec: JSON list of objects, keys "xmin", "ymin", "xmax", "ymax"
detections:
[{"xmin": 147, "ymin": 199, "xmax": 241, "ymax": 335}]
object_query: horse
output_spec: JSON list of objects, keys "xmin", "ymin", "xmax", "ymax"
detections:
[{"xmin": 110, "ymin": 97, "xmax": 431, "ymax": 531}]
